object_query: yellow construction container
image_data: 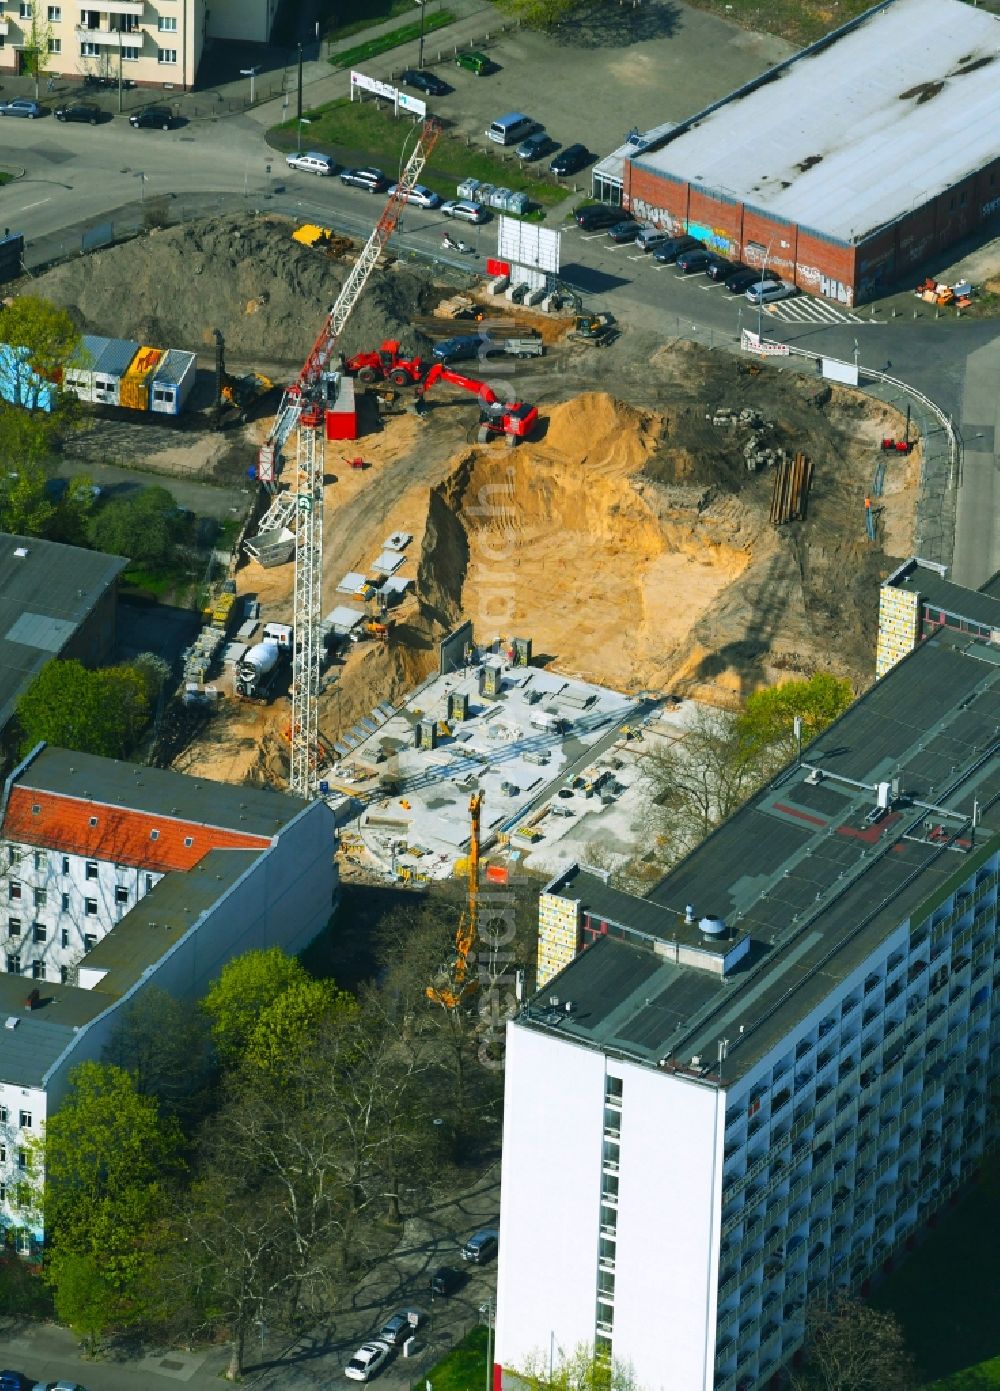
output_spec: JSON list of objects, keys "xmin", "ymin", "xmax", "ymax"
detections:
[{"xmin": 119, "ymin": 345, "xmax": 162, "ymax": 412}]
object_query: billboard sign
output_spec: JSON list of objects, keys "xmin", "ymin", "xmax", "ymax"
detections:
[
  {"xmin": 350, "ymin": 70, "xmax": 425, "ymax": 118},
  {"xmin": 497, "ymin": 217, "xmax": 560, "ymax": 275}
]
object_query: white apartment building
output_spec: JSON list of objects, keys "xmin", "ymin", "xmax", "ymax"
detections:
[
  {"xmin": 0, "ymin": 0, "xmax": 279, "ymax": 90},
  {"xmin": 496, "ymin": 569, "xmax": 1000, "ymax": 1391},
  {"xmin": 0, "ymin": 743, "xmax": 338, "ymax": 1252}
]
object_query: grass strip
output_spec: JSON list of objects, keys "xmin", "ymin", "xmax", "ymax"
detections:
[{"xmin": 331, "ymin": 11, "xmax": 454, "ymax": 69}]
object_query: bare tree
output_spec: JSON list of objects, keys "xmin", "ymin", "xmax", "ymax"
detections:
[
  {"xmin": 516, "ymin": 1339, "xmax": 643, "ymax": 1391},
  {"xmin": 789, "ymin": 1297, "xmax": 918, "ymax": 1391}
]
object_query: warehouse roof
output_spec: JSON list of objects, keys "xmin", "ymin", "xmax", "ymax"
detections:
[
  {"xmin": 524, "ymin": 625, "xmax": 1000, "ymax": 1083},
  {"xmin": 0, "ymin": 534, "xmax": 127, "ymax": 731},
  {"xmin": 889, "ymin": 559, "xmax": 1000, "ymax": 631},
  {"xmin": 632, "ymin": 0, "xmax": 1000, "ymax": 243}
]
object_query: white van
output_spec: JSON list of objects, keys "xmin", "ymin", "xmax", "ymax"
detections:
[
  {"xmin": 635, "ymin": 226, "xmax": 669, "ymax": 253},
  {"xmin": 487, "ymin": 112, "xmax": 537, "ymax": 146}
]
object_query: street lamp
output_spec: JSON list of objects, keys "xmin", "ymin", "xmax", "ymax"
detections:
[
  {"xmin": 297, "ymin": 117, "xmax": 311, "ymax": 153},
  {"xmin": 417, "ymin": 0, "xmax": 427, "ymax": 70},
  {"xmin": 135, "ymin": 171, "xmax": 146, "ymax": 203},
  {"xmin": 239, "ymin": 65, "xmax": 260, "ymax": 105},
  {"xmin": 757, "ymin": 239, "xmax": 773, "ymax": 345}
]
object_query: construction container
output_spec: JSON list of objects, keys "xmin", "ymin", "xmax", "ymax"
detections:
[
  {"xmin": 416, "ymin": 718, "xmax": 438, "ymax": 751},
  {"xmin": 244, "ymin": 525, "xmax": 296, "ymax": 567},
  {"xmin": 486, "ymin": 864, "xmax": 510, "ymax": 885},
  {"xmin": 457, "ymin": 178, "xmax": 481, "ymax": 201},
  {"xmin": 150, "ymin": 348, "xmax": 197, "ymax": 416},
  {"xmin": 480, "ymin": 664, "xmax": 503, "ymax": 699},
  {"xmin": 119, "ymin": 345, "xmax": 163, "ymax": 412},
  {"xmin": 511, "ymin": 636, "xmax": 532, "ymax": 667},
  {"xmin": 488, "ymin": 187, "xmax": 512, "ymax": 211},
  {"xmin": 505, "ymin": 191, "xmax": 530, "ymax": 216},
  {"xmin": 325, "ymin": 374, "xmax": 358, "ymax": 441},
  {"xmin": 448, "ymin": 690, "xmax": 470, "ymax": 722},
  {"xmin": 0, "ymin": 343, "xmax": 55, "ymax": 411}
]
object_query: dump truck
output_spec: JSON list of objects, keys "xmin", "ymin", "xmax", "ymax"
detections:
[{"xmin": 234, "ymin": 622, "xmax": 293, "ymax": 700}]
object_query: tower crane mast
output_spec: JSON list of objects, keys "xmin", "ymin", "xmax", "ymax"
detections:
[{"xmin": 250, "ymin": 118, "xmax": 440, "ymax": 798}]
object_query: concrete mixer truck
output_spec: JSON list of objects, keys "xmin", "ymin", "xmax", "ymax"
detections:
[{"xmin": 234, "ymin": 622, "xmax": 293, "ymax": 700}]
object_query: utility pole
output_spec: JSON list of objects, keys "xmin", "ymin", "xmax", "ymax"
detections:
[
  {"xmin": 296, "ymin": 42, "xmax": 303, "ymax": 121},
  {"xmin": 117, "ymin": 27, "xmax": 123, "ymax": 116},
  {"xmin": 417, "ymin": 0, "xmax": 426, "ymax": 69}
]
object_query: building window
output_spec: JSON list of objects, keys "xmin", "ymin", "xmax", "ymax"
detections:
[
  {"xmin": 156, "ymin": 46, "xmax": 177, "ymax": 63},
  {"xmin": 33, "ymin": 887, "xmax": 46, "ymax": 908},
  {"xmin": 114, "ymin": 885, "xmax": 129, "ymax": 905},
  {"xmin": 8, "ymin": 918, "xmax": 21, "ymax": 938},
  {"xmin": 145, "ymin": 874, "xmax": 154, "ymax": 892},
  {"xmin": 0, "ymin": 1184, "xmax": 5, "ymax": 1204},
  {"xmin": 84, "ymin": 898, "xmax": 97, "ymax": 916},
  {"xmin": 19, "ymin": 1111, "xmax": 31, "ymax": 1129},
  {"xmin": 33, "ymin": 850, "xmax": 47, "ymax": 872},
  {"xmin": 149, "ymin": 829, "xmax": 159, "ymax": 841},
  {"xmin": 60, "ymin": 965, "xmax": 68, "ymax": 983},
  {"xmin": 157, "ymin": 13, "xmax": 176, "ymax": 28},
  {"xmin": 0, "ymin": 1144, "xmax": 5, "ymax": 1162},
  {"xmin": 61, "ymin": 928, "xmax": 69, "ymax": 948},
  {"xmin": 80, "ymin": 41, "xmax": 101, "ymax": 57},
  {"xmin": 61, "ymin": 893, "xmax": 69, "ymax": 912},
  {"xmin": 6, "ymin": 955, "xmax": 19, "ymax": 974},
  {"xmin": 32, "ymin": 924, "xmax": 46, "ymax": 943},
  {"xmin": 0, "ymin": 1106, "xmax": 7, "ymax": 1123},
  {"xmin": 84, "ymin": 933, "xmax": 96, "ymax": 951},
  {"xmin": 61, "ymin": 857, "xmax": 69, "ymax": 875},
  {"xmin": 605, "ymin": 1075, "xmax": 623, "ymax": 1102},
  {"xmin": 19, "ymin": 1, "xmax": 31, "ymax": 17},
  {"xmin": 121, "ymin": 43, "xmax": 139, "ymax": 58},
  {"xmin": 31, "ymin": 961, "xmax": 44, "ymax": 980},
  {"xmin": 85, "ymin": 861, "xmax": 98, "ymax": 880},
  {"xmin": 183, "ymin": 836, "xmax": 193, "ymax": 848},
  {"xmin": 8, "ymin": 882, "xmax": 21, "ymax": 902},
  {"xmin": 79, "ymin": 7, "xmax": 99, "ymax": 26},
  {"xmin": 47, "ymin": 2, "xmax": 60, "ymax": 16}
]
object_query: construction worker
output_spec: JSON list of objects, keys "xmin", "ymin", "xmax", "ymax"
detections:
[{"xmin": 864, "ymin": 495, "xmax": 871, "ymax": 510}]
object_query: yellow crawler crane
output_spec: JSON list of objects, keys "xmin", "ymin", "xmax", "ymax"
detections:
[{"xmin": 427, "ymin": 792, "xmax": 482, "ymax": 1010}]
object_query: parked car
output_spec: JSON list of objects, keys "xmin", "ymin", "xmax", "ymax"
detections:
[
  {"xmin": 0, "ymin": 99, "xmax": 43, "ymax": 119},
  {"xmin": 574, "ymin": 203, "xmax": 622, "ymax": 231},
  {"xmin": 515, "ymin": 130, "xmax": 554, "ymax": 161},
  {"xmin": 635, "ymin": 227, "xmax": 669, "ymax": 253},
  {"xmin": 430, "ymin": 1265, "xmax": 465, "ymax": 1296},
  {"xmin": 129, "ymin": 105, "xmax": 176, "ymax": 129},
  {"xmin": 388, "ymin": 181, "xmax": 440, "ymax": 208},
  {"xmin": 549, "ymin": 142, "xmax": 589, "ymax": 176},
  {"xmin": 607, "ymin": 219, "xmax": 644, "ymax": 244},
  {"xmin": 398, "ymin": 68, "xmax": 449, "ymax": 96},
  {"xmin": 54, "ymin": 102, "xmax": 102, "ymax": 124},
  {"xmin": 286, "ymin": 150, "xmax": 336, "ymax": 175},
  {"xmin": 461, "ymin": 1226, "xmax": 499, "ymax": 1264},
  {"xmin": 745, "ymin": 278, "xmax": 796, "ymax": 304},
  {"xmin": 0, "ymin": 1372, "xmax": 30, "ymax": 1391},
  {"xmin": 433, "ymin": 333, "xmax": 486, "ymax": 363},
  {"xmin": 725, "ymin": 266, "xmax": 762, "ymax": 293},
  {"xmin": 455, "ymin": 50, "xmax": 491, "ymax": 75},
  {"xmin": 441, "ymin": 198, "xmax": 488, "ymax": 224},
  {"xmin": 705, "ymin": 254, "xmax": 738, "ymax": 281},
  {"xmin": 344, "ymin": 1342, "xmax": 392, "ymax": 1382},
  {"xmin": 652, "ymin": 235, "xmax": 702, "ymax": 265},
  {"xmin": 340, "ymin": 166, "xmax": 388, "ymax": 191},
  {"xmin": 676, "ymin": 247, "xmax": 712, "ymax": 274},
  {"xmin": 378, "ymin": 1310, "xmax": 427, "ymax": 1345}
]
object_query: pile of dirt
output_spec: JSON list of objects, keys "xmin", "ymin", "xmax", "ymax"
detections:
[{"xmin": 21, "ymin": 214, "xmax": 440, "ymax": 363}]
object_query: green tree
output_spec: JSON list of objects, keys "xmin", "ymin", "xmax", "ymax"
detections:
[
  {"xmin": 202, "ymin": 947, "xmax": 313, "ymax": 1065},
  {"xmin": 790, "ymin": 1297, "xmax": 918, "ymax": 1391},
  {"xmin": 42, "ymin": 1063, "xmax": 184, "ymax": 1343},
  {"xmin": 15, "ymin": 658, "xmax": 156, "ymax": 758},
  {"xmin": 516, "ymin": 1340, "xmax": 641, "ymax": 1391},
  {"xmin": 18, "ymin": 4, "xmax": 54, "ymax": 101},
  {"xmin": 103, "ymin": 986, "xmax": 218, "ymax": 1129},
  {"xmin": 736, "ymin": 672, "xmax": 854, "ymax": 764},
  {"xmin": 87, "ymin": 485, "xmax": 185, "ymax": 569},
  {"xmin": 245, "ymin": 977, "xmax": 357, "ymax": 1073},
  {"xmin": 1, "ymin": 296, "xmax": 78, "ymax": 385},
  {"xmin": 493, "ymin": 0, "xmax": 588, "ymax": 28},
  {"xmin": 0, "ymin": 458, "xmax": 55, "ymax": 536}
]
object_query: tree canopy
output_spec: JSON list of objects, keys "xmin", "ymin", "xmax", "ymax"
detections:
[
  {"xmin": 1, "ymin": 295, "xmax": 79, "ymax": 385},
  {"xmin": 493, "ymin": 0, "xmax": 588, "ymax": 28},
  {"xmin": 15, "ymin": 657, "xmax": 161, "ymax": 758},
  {"xmin": 202, "ymin": 947, "xmax": 317, "ymax": 1065},
  {"xmin": 790, "ymin": 1297, "xmax": 917, "ymax": 1391},
  {"xmin": 87, "ymin": 486, "xmax": 187, "ymax": 569},
  {"xmin": 735, "ymin": 672, "xmax": 854, "ymax": 762}
]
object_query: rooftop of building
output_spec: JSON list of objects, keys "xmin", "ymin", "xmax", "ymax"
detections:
[
  {"xmin": 0, "ymin": 533, "xmax": 127, "ymax": 731},
  {"xmin": 523, "ymin": 624, "xmax": 1000, "ymax": 1084},
  {"xmin": 80, "ymin": 848, "xmax": 258, "ymax": 998},
  {"xmin": 332, "ymin": 657, "xmax": 638, "ymax": 877},
  {"xmin": 0, "ymin": 974, "xmax": 110, "ymax": 1089},
  {"xmin": 6, "ymin": 746, "xmax": 306, "ymax": 847},
  {"xmin": 886, "ymin": 557, "xmax": 1000, "ymax": 631},
  {"xmin": 631, "ymin": 0, "xmax": 1000, "ymax": 244},
  {"xmin": 592, "ymin": 120, "xmax": 677, "ymax": 188}
]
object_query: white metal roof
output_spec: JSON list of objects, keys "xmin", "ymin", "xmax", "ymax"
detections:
[
  {"xmin": 634, "ymin": 0, "xmax": 1000, "ymax": 243},
  {"xmin": 593, "ymin": 120, "xmax": 678, "ymax": 190}
]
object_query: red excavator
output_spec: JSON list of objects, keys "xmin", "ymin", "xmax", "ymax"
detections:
[
  {"xmin": 416, "ymin": 361, "xmax": 538, "ymax": 445},
  {"xmin": 341, "ymin": 338, "xmax": 427, "ymax": 386}
]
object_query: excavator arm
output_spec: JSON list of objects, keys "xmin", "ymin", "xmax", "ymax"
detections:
[{"xmin": 419, "ymin": 360, "xmax": 498, "ymax": 405}]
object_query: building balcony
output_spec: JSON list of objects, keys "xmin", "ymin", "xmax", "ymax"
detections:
[
  {"xmin": 75, "ymin": 25, "xmax": 144, "ymax": 45},
  {"xmin": 81, "ymin": 0, "xmax": 145, "ymax": 11}
]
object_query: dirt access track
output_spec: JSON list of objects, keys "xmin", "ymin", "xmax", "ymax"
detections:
[{"xmin": 17, "ymin": 210, "xmax": 918, "ymax": 786}]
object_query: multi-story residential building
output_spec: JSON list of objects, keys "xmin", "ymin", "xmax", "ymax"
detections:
[
  {"xmin": 0, "ymin": 0, "xmax": 280, "ymax": 89},
  {"xmin": 0, "ymin": 743, "xmax": 338, "ymax": 1252},
  {"xmin": 496, "ymin": 562, "xmax": 1000, "ymax": 1391}
]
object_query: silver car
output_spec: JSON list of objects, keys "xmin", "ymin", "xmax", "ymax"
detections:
[
  {"xmin": 745, "ymin": 278, "xmax": 796, "ymax": 304},
  {"xmin": 441, "ymin": 198, "xmax": 488, "ymax": 225},
  {"xmin": 286, "ymin": 151, "xmax": 336, "ymax": 175},
  {"xmin": 0, "ymin": 98, "xmax": 42, "ymax": 118},
  {"xmin": 389, "ymin": 182, "xmax": 441, "ymax": 209}
]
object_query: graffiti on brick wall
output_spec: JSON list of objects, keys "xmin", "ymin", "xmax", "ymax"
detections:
[
  {"xmin": 627, "ymin": 198, "xmax": 683, "ymax": 233},
  {"xmin": 981, "ymin": 194, "xmax": 1000, "ymax": 220},
  {"xmin": 688, "ymin": 221, "xmax": 738, "ymax": 256},
  {"xmin": 819, "ymin": 273, "xmax": 853, "ymax": 306}
]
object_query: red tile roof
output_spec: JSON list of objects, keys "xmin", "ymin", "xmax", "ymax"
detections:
[{"xmin": 3, "ymin": 786, "xmax": 271, "ymax": 873}]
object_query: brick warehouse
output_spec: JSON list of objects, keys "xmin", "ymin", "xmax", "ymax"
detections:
[{"xmin": 621, "ymin": 0, "xmax": 1000, "ymax": 306}]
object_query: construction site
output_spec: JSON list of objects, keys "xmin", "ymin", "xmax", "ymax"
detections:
[{"xmin": 17, "ymin": 130, "xmax": 925, "ymax": 875}]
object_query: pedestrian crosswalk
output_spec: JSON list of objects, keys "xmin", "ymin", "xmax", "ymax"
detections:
[{"xmin": 766, "ymin": 296, "xmax": 864, "ymax": 325}]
